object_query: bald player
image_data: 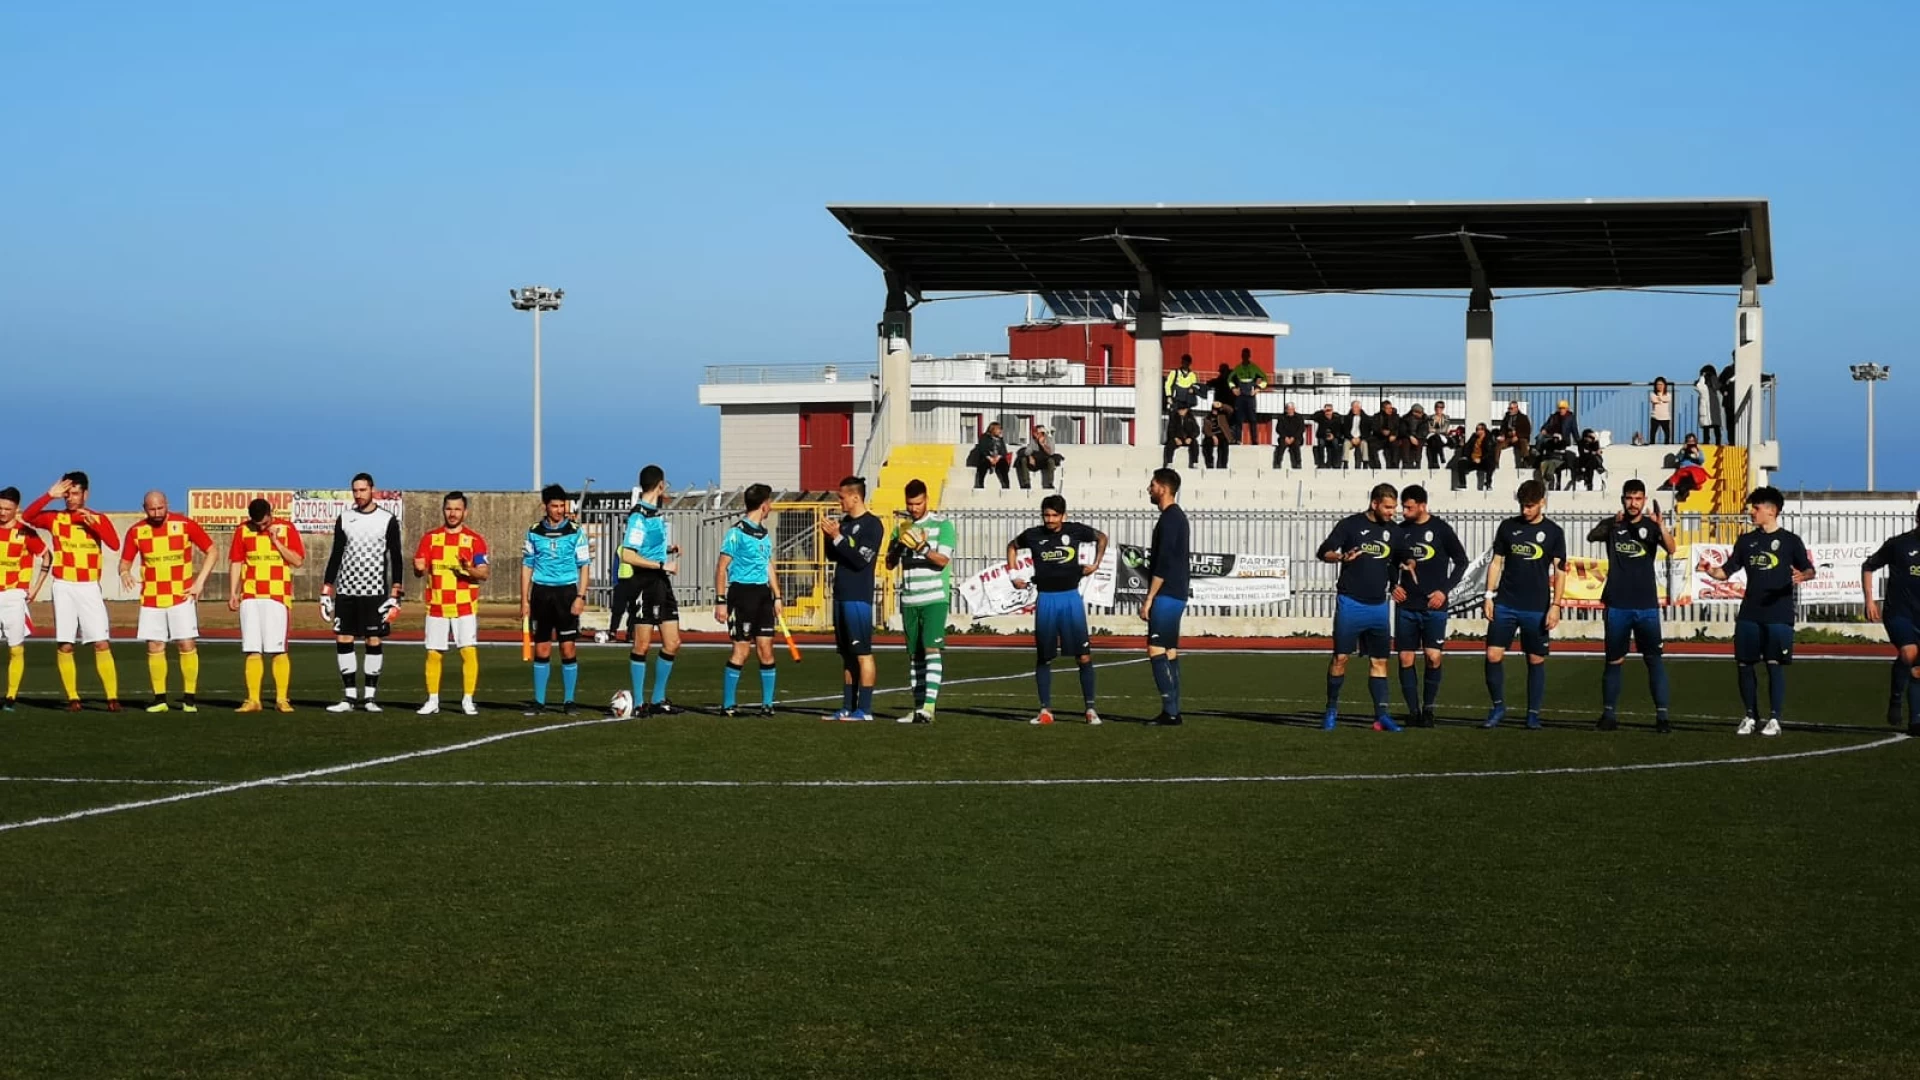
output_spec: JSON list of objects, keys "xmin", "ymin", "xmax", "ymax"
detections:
[{"xmin": 119, "ymin": 491, "xmax": 217, "ymax": 712}]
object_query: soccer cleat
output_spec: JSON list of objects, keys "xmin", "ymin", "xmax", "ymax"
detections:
[
  {"xmin": 65, "ymin": 700, "xmax": 83, "ymax": 712},
  {"xmin": 523, "ymin": 704, "xmax": 547, "ymax": 718},
  {"xmin": 1420, "ymin": 706, "xmax": 1436, "ymax": 728},
  {"xmin": 1149, "ymin": 713, "xmax": 1183, "ymax": 727},
  {"xmin": 1761, "ymin": 717, "xmax": 1781, "ymax": 737},
  {"xmin": 1482, "ymin": 705, "xmax": 1505, "ymax": 729},
  {"xmin": 1891, "ymin": 702, "xmax": 1906, "ymax": 728},
  {"xmin": 562, "ymin": 701, "xmax": 580, "ymax": 716},
  {"xmin": 236, "ymin": 701, "xmax": 263, "ymax": 714},
  {"xmin": 1031, "ymin": 709, "xmax": 1055, "ymax": 726},
  {"xmin": 1085, "ymin": 709, "xmax": 1102, "ymax": 726},
  {"xmin": 106, "ymin": 700, "xmax": 122, "ymax": 714},
  {"xmin": 757, "ymin": 705, "xmax": 776, "ymax": 717},
  {"xmin": 1373, "ymin": 715, "xmax": 1403, "ymax": 732},
  {"xmin": 1, "ymin": 698, "xmax": 14, "ymax": 712},
  {"xmin": 722, "ymin": 706, "xmax": 741, "ymax": 718},
  {"xmin": 1596, "ymin": 714, "xmax": 1618, "ymax": 732},
  {"xmin": 1655, "ymin": 713, "xmax": 1671, "ymax": 734},
  {"xmin": 147, "ymin": 702, "xmax": 170, "ymax": 714},
  {"xmin": 899, "ymin": 710, "xmax": 926, "ymax": 724},
  {"xmin": 1525, "ymin": 713, "xmax": 1542, "ymax": 730},
  {"xmin": 461, "ymin": 697, "xmax": 478, "ymax": 716},
  {"xmin": 651, "ymin": 699, "xmax": 678, "ymax": 716},
  {"xmin": 326, "ymin": 700, "xmax": 357, "ymax": 713},
  {"xmin": 1322, "ymin": 706, "xmax": 1339, "ymax": 731},
  {"xmin": 275, "ymin": 700, "xmax": 295, "ymax": 714},
  {"xmin": 1735, "ymin": 716, "xmax": 1756, "ymax": 735},
  {"xmin": 361, "ymin": 701, "xmax": 382, "ymax": 714},
  {"xmin": 181, "ymin": 701, "xmax": 197, "ymax": 713},
  {"xmin": 849, "ymin": 710, "xmax": 875, "ymax": 723},
  {"xmin": 826, "ymin": 709, "xmax": 852, "ymax": 722},
  {"xmin": 417, "ymin": 698, "xmax": 441, "ymax": 716}
]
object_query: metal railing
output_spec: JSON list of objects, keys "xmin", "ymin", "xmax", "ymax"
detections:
[{"xmin": 702, "ymin": 363, "xmax": 878, "ymax": 385}]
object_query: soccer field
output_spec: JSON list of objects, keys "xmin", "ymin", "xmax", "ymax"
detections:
[{"xmin": 1, "ymin": 641, "xmax": 1914, "ymax": 1078}]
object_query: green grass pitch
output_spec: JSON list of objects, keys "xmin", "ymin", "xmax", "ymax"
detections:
[{"xmin": 1, "ymin": 640, "xmax": 1915, "ymax": 1078}]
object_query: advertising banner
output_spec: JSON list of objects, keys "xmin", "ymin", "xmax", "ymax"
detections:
[
  {"xmin": 1690, "ymin": 541, "xmax": 1869, "ymax": 606},
  {"xmin": 958, "ymin": 546, "xmax": 1117, "ymax": 618},
  {"xmin": 290, "ymin": 489, "xmax": 404, "ymax": 534},
  {"xmin": 187, "ymin": 489, "xmax": 294, "ymax": 529},
  {"xmin": 1112, "ymin": 546, "xmax": 1292, "ymax": 607}
]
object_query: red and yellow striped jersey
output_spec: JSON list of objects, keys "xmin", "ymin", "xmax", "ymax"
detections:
[
  {"xmin": 228, "ymin": 519, "xmax": 305, "ymax": 606},
  {"xmin": 0, "ymin": 523, "xmax": 48, "ymax": 592},
  {"xmin": 120, "ymin": 514, "xmax": 215, "ymax": 609},
  {"xmin": 415, "ymin": 527, "xmax": 489, "ymax": 618},
  {"xmin": 23, "ymin": 495, "xmax": 120, "ymax": 584}
]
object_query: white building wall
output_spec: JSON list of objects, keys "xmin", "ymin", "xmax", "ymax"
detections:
[{"xmin": 719, "ymin": 406, "xmax": 801, "ymax": 490}]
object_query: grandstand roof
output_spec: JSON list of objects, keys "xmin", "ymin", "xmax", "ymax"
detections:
[{"xmin": 828, "ymin": 199, "xmax": 1773, "ymax": 295}]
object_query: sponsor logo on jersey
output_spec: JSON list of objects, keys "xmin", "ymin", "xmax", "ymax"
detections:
[
  {"xmin": 1613, "ymin": 539, "xmax": 1648, "ymax": 558},
  {"xmin": 1749, "ymin": 552, "xmax": 1782, "ymax": 571},
  {"xmin": 1509, "ymin": 541, "xmax": 1546, "ymax": 560},
  {"xmin": 1409, "ymin": 542, "xmax": 1438, "ymax": 562},
  {"xmin": 1357, "ymin": 540, "xmax": 1392, "ymax": 559}
]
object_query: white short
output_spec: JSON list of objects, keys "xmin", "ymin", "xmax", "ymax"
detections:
[
  {"xmin": 239, "ymin": 599, "xmax": 290, "ymax": 654},
  {"xmin": 0, "ymin": 589, "xmax": 26, "ymax": 648},
  {"xmin": 424, "ymin": 613, "xmax": 479, "ymax": 651},
  {"xmin": 52, "ymin": 578, "xmax": 111, "ymax": 645},
  {"xmin": 136, "ymin": 601, "xmax": 200, "ymax": 643}
]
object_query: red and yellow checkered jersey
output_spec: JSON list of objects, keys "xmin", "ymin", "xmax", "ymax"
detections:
[
  {"xmin": 415, "ymin": 527, "xmax": 489, "ymax": 618},
  {"xmin": 0, "ymin": 523, "xmax": 48, "ymax": 593},
  {"xmin": 228, "ymin": 519, "xmax": 305, "ymax": 606},
  {"xmin": 23, "ymin": 494, "xmax": 121, "ymax": 584},
  {"xmin": 120, "ymin": 514, "xmax": 215, "ymax": 609}
]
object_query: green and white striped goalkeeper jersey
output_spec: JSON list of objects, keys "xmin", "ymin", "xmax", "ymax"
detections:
[{"xmin": 898, "ymin": 514, "xmax": 956, "ymax": 607}]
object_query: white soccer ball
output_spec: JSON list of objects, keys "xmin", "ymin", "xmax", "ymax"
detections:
[
  {"xmin": 593, "ymin": 629, "xmax": 611, "ymax": 644},
  {"xmin": 610, "ymin": 689, "xmax": 635, "ymax": 719}
]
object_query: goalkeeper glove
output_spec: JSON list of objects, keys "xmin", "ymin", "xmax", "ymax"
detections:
[
  {"xmin": 378, "ymin": 597, "xmax": 401, "ymax": 622},
  {"xmin": 319, "ymin": 595, "xmax": 335, "ymax": 621}
]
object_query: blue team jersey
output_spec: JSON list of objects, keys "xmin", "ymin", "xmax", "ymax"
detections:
[
  {"xmin": 1149, "ymin": 504, "xmax": 1191, "ymax": 601},
  {"xmin": 1317, "ymin": 511, "xmax": 1405, "ymax": 603},
  {"xmin": 829, "ymin": 512, "xmax": 884, "ymax": 602},
  {"xmin": 1397, "ymin": 516, "xmax": 1469, "ymax": 600},
  {"xmin": 1491, "ymin": 515, "xmax": 1567, "ymax": 613},
  {"xmin": 1728, "ymin": 527, "xmax": 1812, "ymax": 625},
  {"xmin": 720, "ymin": 518, "xmax": 772, "ymax": 585},
  {"xmin": 1863, "ymin": 529, "xmax": 1920, "ymax": 621},
  {"xmin": 621, "ymin": 502, "xmax": 671, "ymax": 568},
  {"xmin": 523, "ymin": 518, "xmax": 591, "ymax": 587},
  {"xmin": 1015, "ymin": 522, "xmax": 1102, "ymax": 593},
  {"xmin": 1599, "ymin": 515, "xmax": 1663, "ymax": 609}
]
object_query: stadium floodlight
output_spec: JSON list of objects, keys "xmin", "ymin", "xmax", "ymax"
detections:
[
  {"xmin": 1849, "ymin": 363, "xmax": 1891, "ymax": 491},
  {"xmin": 510, "ymin": 285, "xmax": 565, "ymax": 490}
]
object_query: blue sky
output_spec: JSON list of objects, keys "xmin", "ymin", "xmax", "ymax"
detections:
[{"xmin": 3, "ymin": 0, "xmax": 1914, "ymax": 509}]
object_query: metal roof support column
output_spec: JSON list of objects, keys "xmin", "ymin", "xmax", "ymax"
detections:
[
  {"xmin": 877, "ymin": 274, "xmax": 914, "ymax": 459},
  {"xmin": 1132, "ymin": 274, "xmax": 1164, "ymax": 466},
  {"xmin": 1731, "ymin": 235, "xmax": 1765, "ymax": 484},
  {"xmin": 1465, "ymin": 284, "xmax": 1495, "ymax": 428}
]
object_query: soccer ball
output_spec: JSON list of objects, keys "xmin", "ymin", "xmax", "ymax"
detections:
[
  {"xmin": 592, "ymin": 629, "xmax": 611, "ymax": 644},
  {"xmin": 610, "ymin": 690, "xmax": 635, "ymax": 719}
]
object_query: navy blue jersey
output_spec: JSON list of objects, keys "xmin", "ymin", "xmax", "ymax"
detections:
[
  {"xmin": 1316, "ymin": 512, "xmax": 1405, "ymax": 603},
  {"xmin": 1148, "ymin": 504, "xmax": 1191, "ymax": 602},
  {"xmin": 1491, "ymin": 516, "xmax": 1567, "ymax": 613},
  {"xmin": 1396, "ymin": 515, "xmax": 1468, "ymax": 599},
  {"xmin": 1015, "ymin": 522, "xmax": 1102, "ymax": 593},
  {"xmin": 1728, "ymin": 527, "xmax": 1812, "ymax": 625},
  {"xmin": 1863, "ymin": 530, "xmax": 1920, "ymax": 620},
  {"xmin": 1598, "ymin": 515, "xmax": 1663, "ymax": 609},
  {"xmin": 827, "ymin": 512, "xmax": 884, "ymax": 603}
]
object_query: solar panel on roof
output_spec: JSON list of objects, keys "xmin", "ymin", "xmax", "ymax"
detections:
[{"xmin": 1039, "ymin": 289, "xmax": 1269, "ymax": 321}]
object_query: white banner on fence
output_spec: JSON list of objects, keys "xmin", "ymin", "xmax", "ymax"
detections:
[
  {"xmin": 289, "ymin": 489, "xmax": 405, "ymax": 535},
  {"xmin": 1688, "ymin": 542, "xmax": 1868, "ymax": 605},
  {"xmin": 957, "ymin": 546, "xmax": 1117, "ymax": 618},
  {"xmin": 1183, "ymin": 553, "xmax": 1293, "ymax": 607}
]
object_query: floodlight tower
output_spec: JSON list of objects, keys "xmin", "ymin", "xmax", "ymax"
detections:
[
  {"xmin": 1849, "ymin": 363, "xmax": 1890, "ymax": 491},
  {"xmin": 510, "ymin": 285, "xmax": 565, "ymax": 490}
]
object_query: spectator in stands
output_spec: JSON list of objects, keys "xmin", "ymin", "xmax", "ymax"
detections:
[
  {"xmin": 969, "ymin": 422, "xmax": 1010, "ymax": 489},
  {"xmin": 1496, "ymin": 401, "xmax": 1532, "ymax": 470},
  {"xmin": 1541, "ymin": 400, "xmax": 1578, "ymax": 444},
  {"xmin": 1648, "ymin": 377, "xmax": 1673, "ymax": 444},
  {"xmin": 1451, "ymin": 423, "xmax": 1497, "ymax": 491},
  {"xmin": 1661, "ymin": 433, "xmax": 1709, "ymax": 499},
  {"xmin": 1426, "ymin": 401, "xmax": 1456, "ymax": 469},
  {"xmin": 1165, "ymin": 355, "xmax": 1199, "ymax": 413},
  {"xmin": 1315, "ymin": 404, "xmax": 1346, "ymax": 469},
  {"xmin": 1402, "ymin": 404, "xmax": 1431, "ymax": 469},
  {"xmin": 1696, "ymin": 364, "xmax": 1724, "ymax": 445},
  {"xmin": 1345, "ymin": 400, "xmax": 1372, "ymax": 469},
  {"xmin": 1015, "ymin": 424, "xmax": 1061, "ymax": 490},
  {"xmin": 1573, "ymin": 429, "xmax": 1605, "ymax": 490},
  {"xmin": 1274, "ymin": 402, "xmax": 1307, "ymax": 470},
  {"xmin": 1631, "ymin": 431, "xmax": 1647, "ymax": 446},
  {"xmin": 1207, "ymin": 363, "xmax": 1236, "ymax": 413},
  {"xmin": 1202, "ymin": 394, "xmax": 1234, "ymax": 470},
  {"xmin": 1535, "ymin": 420, "xmax": 1576, "ymax": 489},
  {"xmin": 1228, "ymin": 348, "xmax": 1268, "ymax": 444},
  {"xmin": 1369, "ymin": 401, "xmax": 1404, "ymax": 470},
  {"xmin": 1164, "ymin": 403, "xmax": 1200, "ymax": 469},
  {"xmin": 1718, "ymin": 359, "xmax": 1738, "ymax": 440}
]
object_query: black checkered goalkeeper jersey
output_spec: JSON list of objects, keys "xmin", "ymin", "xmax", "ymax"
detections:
[{"xmin": 323, "ymin": 505, "xmax": 403, "ymax": 598}]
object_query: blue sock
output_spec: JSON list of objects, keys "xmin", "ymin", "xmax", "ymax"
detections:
[
  {"xmin": 1647, "ymin": 657, "xmax": 1670, "ymax": 712},
  {"xmin": 629, "ymin": 653, "xmax": 648, "ymax": 703},
  {"xmin": 1036, "ymin": 663, "xmax": 1053, "ymax": 708},
  {"xmin": 843, "ymin": 675, "xmax": 856, "ymax": 713},
  {"xmin": 1325, "ymin": 673, "xmax": 1346, "ymax": 710},
  {"xmin": 1423, "ymin": 664, "xmax": 1443, "ymax": 710},
  {"xmin": 1077, "ymin": 661, "xmax": 1097, "ymax": 708},
  {"xmin": 1484, "ymin": 657, "xmax": 1505, "ymax": 706},
  {"xmin": 1368, "ymin": 675, "xmax": 1390, "ymax": 716},
  {"xmin": 1738, "ymin": 663, "xmax": 1759, "ymax": 716},
  {"xmin": 1168, "ymin": 658, "xmax": 1181, "ymax": 715},
  {"xmin": 532, "ymin": 660, "xmax": 550, "ymax": 705},
  {"xmin": 1526, "ymin": 661, "xmax": 1545, "ymax": 715},
  {"xmin": 723, "ymin": 662, "xmax": 742, "ymax": 709},
  {"xmin": 1892, "ymin": 660, "xmax": 1911, "ymax": 710},
  {"xmin": 1150, "ymin": 655, "xmax": 1174, "ymax": 713},
  {"xmin": 650, "ymin": 652, "xmax": 675, "ymax": 704},
  {"xmin": 1398, "ymin": 665, "xmax": 1419, "ymax": 714},
  {"xmin": 760, "ymin": 665, "xmax": 777, "ymax": 707},
  {"xmin": 857, "ymin": 683, "xmax": 874, "ymax": 715},
  {"xmin": 1601, "ymin": 663, "xmax": 1623, "ymax": 715},
  {"xmin": 1767, "ymin": 663, "xmax": 1786, "ymax": 719},
  {"xmin": 561, "ymin": 659, "xmax": 578, "ymax": 703}
]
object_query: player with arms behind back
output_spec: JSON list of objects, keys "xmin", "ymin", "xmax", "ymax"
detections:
[
  {"xmin": 1698, "ymin": 486, "xmax": 1814, "ymax": 736},
  {"xmin": 119, "ymin": 491, "xmax": 217, "ymax": 712},
  {"xmin": 414, "ymin": 491, "xmax": 489, "ymax": 716},
  {"xmin": 0, "ymin": 487, "xmax": 50, "ymax": 711},
  {"xmin": 1860, "ymin": 504, "xmax": 1920, "ymax": 734},
  {"xmin": 23, "ymin": 473, "xmax": 121, "ymax": 711},
  {"xmin": 887, "ymin": 478, "xmax": 956, "ymax": 725},
  {"xmin": 1481, "ymin": 479, "xmax": 1567, "ymax": 730},
  {"xmin": 715, "ymin": 483, "xmax": 782, "ymax": 717},
  {"xmin": 1009, "ymin": 494, "xmax": 1108, "ymax": 725},
  {"xmin": 320, "ymin": 473, "xmax": 404, "ymax": 712},
  {"xmin": 1589, "ymin": 479, "xmax": 1676, "ymax": 732},
  {"xmin": 228, "ymin": 498, "xmax": 305, "ymax": 712},
  {"xmin": 522, "ymin": 484, "xmax": 592, "ymax": 716}
]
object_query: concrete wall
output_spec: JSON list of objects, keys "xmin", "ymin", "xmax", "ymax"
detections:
[{"xmin": 719, "ymin": 406, "xmax": 804, "ymax": 490}]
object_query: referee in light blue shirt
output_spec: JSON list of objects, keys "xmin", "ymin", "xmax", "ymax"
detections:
[
  {"xmin": 520, "ymin": 484, "xmax": 593, "ymax": 715},
  {"xmin": 716, "ymin": 483, "xmax": 782, "ymax": 717}
]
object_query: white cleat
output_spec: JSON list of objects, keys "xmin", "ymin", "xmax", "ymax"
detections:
[
  {"xmin": 417, "ymin": 698, "xmax": 441, "ymax": 716},
  {"xmin": 1735, "ymin": 716, "xmax": 1756, "ymax": 736},
  {"xmin": 326, "ymin": 699, "xmax": 358, "ymax": 713},
  {"xmin": 461, "ymin": 697, "xmax": 479, "ymax": 716},
  {"xmin": 1761, "ymin": 717, "xmax": 1782, "ymax": 737},
  {"xmin": 362, "ymin": 700, "xmax": 382, "ymax": 713},
  {"xmin": 1085, "ymin": 709, "xmax": 1102, "ymax": 726}
]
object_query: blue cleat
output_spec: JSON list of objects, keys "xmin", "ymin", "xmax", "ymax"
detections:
[
  {"xmin": 1525, "ymin": 712, "xmax": 1542, "ymax": 730},
  {"xmin": 1483, "ymin": 704, "xmax": 1506, "ymax": 729},
  {"xmin": 1322, "ymin": 706, "xmax": 1339, "ymax": 730},
  {"xmin": 1372, "ymin": 715, "xmax": 1403, "ymax": 732}
]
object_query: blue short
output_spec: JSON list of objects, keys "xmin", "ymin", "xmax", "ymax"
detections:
[
  {"xmin": 1604, "ymin": 607, "xmax": 1663, "ymax": 662},
  {"xmin": 1394, "ymin": 606, "xmax": 1450, "ymax": 653},
  {"xmin": 1486, "ymin": 604, "xmax": 1551, "ymax": 657},
  {"xmin": 1734, "ymin": 618, "xmax": 1793, "ymax": 665},
  {"xmin": 1885, "ymin": 615, "xmax": 1919, "ymax": 651},
  {"xmin": 1035, "ymin": 590, "xmax": 1091, "ymax": 663},
  {"xmin": 1333, "ymin": 594, "xmax": 1392, "ymax": 659},
  {"xmin": 1147, "ymin": 596, "xmax": 1186, "ymax": 651},
  {"xmin": 833, "ymin": 600, "xmax": 874, "ymax": 659}
]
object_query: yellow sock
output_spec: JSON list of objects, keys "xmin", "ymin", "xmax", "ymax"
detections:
[
  {"xmin": 96, "ymin": 649, "xmax": 119, "ymax": 701},
  {"xmin": 245, "ymin": 654, "xmax": 264, "ymax": 704},
  {"xmin": 6, "ymin": 645, "xmax": 23, "ymax": 699},
  {"xmin": 180, "ymin": 650, "xmax": 200, "ymax": 695},
  {"xmin": 148, "ymin": 652, "xmax": 169, "ymax": 696},
  {"xmin": 424, "ymin": 650, "xmax": 443, "ymax": 697},
  {"xmin": 56, "ymin": 650, "xmax": 78, "ymax": 700},
  {"xmin": 272, "ymin": 653, "xmax": 291, "ymax": 704},
  {"xmin": 460, "ymin": 646, "xmax": 479, "ymax": 697}
]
